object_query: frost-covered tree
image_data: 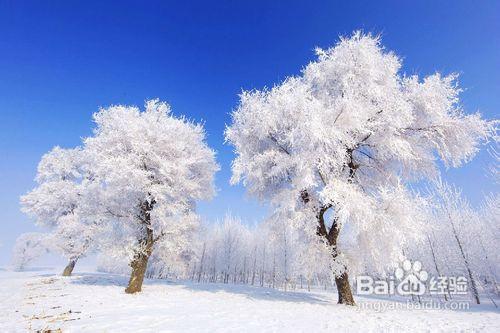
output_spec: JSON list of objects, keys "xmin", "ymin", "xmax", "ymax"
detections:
[
  {"xmin": 428, "ymin": 182, "xmax": 499, "ymax": 304},
  {"xmin": 193, "ymin": 215, "xmax": 264, "ymax": 285},
  {"xmin": 434, "ymin": 183, "xmax": 480, "ymax": 304},
  {"xmin": 404, "ymin": 183, "xmax": 499, "ymax": 305},
  {"xmin": 488, "ymin": 141, "xmax": 499, "ymax": 184},
  {"xmin": 20, "ymin": 147, "xmax": 94, "ymax": 276},
  {"xmin": 198, "ymin": 215, "xmax": 250, "ymax": 284},
  {"xmin": 48, "ymin": 217, "xmax": 97, "ymax": 276},
  {"xmin": 97, "ymin": 210, "xmax": 200, "ymax": 280},
  {"xmin": 225, "ymin": 32, "xmax": 492, "ymax": 304},
  {"xmin": 84, "ymin": 99, "xmax": 218, "ymax": 293},
  {"xmin": 192, "ymin": 215, "xmax": 337, "ymax": 290},
  {"xmin": 264, "ymin": 214, "xmax": 301, "ymax": 290},
  {"xmin": 295, "ymin": 236, "xmax": 332, "ymax": 291},
  {"xmin": 145, "ymin": 211, "xmax": 200, "ymax": 279},
  {"xmin": 217, "ymin": 215, "xmax": 249, "ymax": 283},
  {"xmin": 479, "ymin": 194, "xmax": 500, "ymax": 297},
  {"xmin": 11, "ymin": 232, "xmax": 49, "ymax": 271}
]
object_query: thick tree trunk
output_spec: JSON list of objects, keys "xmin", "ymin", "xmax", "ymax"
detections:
[
  {"xmin": 125, "ymin": 198, "xmax": 157, "ymax": 294},
  {"xmin": 314, "ymin": 201, "xmax": 356, "ymax": 306},
  {"xmin": 62, "ymin": 259, "xmax": 77, "ymax": 276},
  {"xmin": 125, "ymin": 249, "xmax": 152, "ymax": 294},
  {"xmin": 125, "ymin": 226, "xmax": 154, "ymax": 294},
  {"xmin": 335, "ymin": 272, "xmax": 356, "ymax": 305}
]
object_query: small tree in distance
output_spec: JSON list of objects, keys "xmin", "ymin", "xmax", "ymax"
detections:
[
  {"xmin": 21, "ymin": 146, "xmax": 92, "ymax": 276},
  {"xmin": 11, "ymin": 232, "xmax": 49, "ymax": 271},
  {"xmin": 225, "ymin": 32, "xmax": 493, "ymax": 305}
]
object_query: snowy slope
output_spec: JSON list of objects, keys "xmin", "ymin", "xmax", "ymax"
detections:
[{"xmin": 1, "ymin": 268, "xmax": 499, "ymax": 332}]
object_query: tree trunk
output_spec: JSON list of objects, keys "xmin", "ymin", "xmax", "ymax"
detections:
[
  {"xmin": 197, "ymin": 243, "xmax": 206, "ymax": 283},
  {"xmin": 125, "ymin": 250, "xmax": 151, "ymax": 294},
  {"xmin": 251, "ymin": 253, "xmax": 257, "ymax": 285},
  {"xmin": 465, "ymin": 264, "xmax": 480, "ymax": 305},
  {"xmin": 315, "ymin": 202, "xmax": 356, "ymax": 306},
  {"xmin": 335, "ymin": 272, "xmax": 355, "ymax": 305},
  {"xmin": 260, "ymin": 247, "xmax": 266, "ymax": 287},
  {"xmin": 479, "ymin": 237, "xmax": 498, "ymax": 297},
  {"xmin": 450, "ymin": 219, "xmax": 480, "ymax": 304},
  {"xmin": 272, "ymin": 253, "xmax": 276, "ymax": 289},
  {"xmin": 125, "ymin": 226, "xmax": 154, "ymax": 294},
  {"xmin": 427, "ymin": 234, "xmax": 448, "ymax": 301},
  {"xmin": 62, "ymin": 258, "xmax": 77, "ymax": 276}
]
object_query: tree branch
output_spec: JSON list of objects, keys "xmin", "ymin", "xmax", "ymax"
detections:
[{"xmin": 268, "ymin": 133, "xmax": 291, "ymax": 156}]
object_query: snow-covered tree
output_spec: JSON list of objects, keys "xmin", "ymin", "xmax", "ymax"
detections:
[
  {"xmin": 295, "ymin": 236, "xmax": 332, "ymax": 291},
  {"xmin": 83, "ymin": 99, "xmax": 218, "ymax": 293},
  {"xmin": 11, "ymin": 232, "xmax": 49, "ymax": 271},
  {"xmin": 488, "ymin": 141, "xmax": 499, "ymax": 184},
  {"xmin": 20, "ymin": 147, "xmax": 94, "ymax": 276},
  {"xmin": 217, "ymin": 214, "xmax": 249, "ymax": 283},
  {"xmin": 479, "ymin": 193, "xmax": 500, "ymax": 297},
  {"xmin": 194, "ymin": 215, "xmax": 269, "ymax": 285},
  {"xmin": 198, "ymin": 214, "xmax": 249, "ymax": 283},
  {"xmin": 47, "ymin": 216, "xmax": 97, "ymax": 276},
  {"xmin": 225, "ymin": 32, "xmax": 492, "ymax": 304},
  {"xmin": 404, "ymin": 182, "xmax": 499, "ymax": 305},
  {"xmin": 145, "ymin": 211, "xmax": 200, "ymax": 279},
  {"xmin": 429, "ymin": 182, "xmax": 499, "ymax": 304},
  {"xmin": 264, "ymin": 214, "xmax": 300, "ymax": 290},
  {"xmin": 192, "ymin": 214, "xmax": 338, "ymax": 290}
]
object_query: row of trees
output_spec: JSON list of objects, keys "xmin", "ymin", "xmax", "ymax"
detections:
[
  {"xmin": 407, "ymin": 182, "xmax": 499, "ymax": 305},
  {"xmin": 15, "ymin": 32, "xmax": 496, "ymax": 305},
  {"xmin": 17, "ymin": 182, "xmax": 497, "ymax": 306},
  {"xmin": 145, "ymin": 186, "xmax": 500, "ymax": 304},
  {"xmin": 98, "ymin": 183, "xmax": 498, "ymax": 305},
  {"xmin": 190, "ymin": 215, "xmax": 331, "ymax": 289}
]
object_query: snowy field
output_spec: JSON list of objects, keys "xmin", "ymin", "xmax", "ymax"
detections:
[{"xmin": 1, "ymin": 267, "xmax": 499, "ymax": 332}]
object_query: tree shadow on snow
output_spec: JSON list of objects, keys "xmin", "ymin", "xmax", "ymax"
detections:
[
  {"xmin": 54, "ymin": 272, "xmax": 500, "ymax": 312},
  {"xmin": 67, "ymin": 272, "xmax": 131, "ymax": 287},
  {"xmin": 67, "ymin": 272, "xmax": 184, "ymax": 289},
  {"xmin": 15, "ymin": 266, "xmax": 56, "ymax": 272},
  {"xmin": 67, "ymin": 272, "xmax": 329, "ymax": 304},
  {"xmin": 179, "ymin": 281, "xmax": 331, "ymax": 304}
]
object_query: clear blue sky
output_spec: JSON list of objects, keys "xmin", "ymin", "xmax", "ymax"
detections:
[{"xmin": 0, "ymin": 0, "xmax": 498, "ymax": 265}]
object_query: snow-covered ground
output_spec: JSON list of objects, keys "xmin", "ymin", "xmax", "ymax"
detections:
[{"xmin": 1, "ymin": 267, "xmax": 499, "ymax": 332}]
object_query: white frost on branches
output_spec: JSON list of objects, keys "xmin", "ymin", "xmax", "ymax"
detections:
[
  {"xmin": 225, "ymin": 32, "xmax": 492, "ymax": 277},
  {"xmin": 83, "ymin": 99, "xmax": 219, "ymax": 262},
  {"xmin": 20, "ymin": 147, "xmax": 94, "ymax": 263},
  {"xmin": 20, "ymin": 99, "xmax": 218, "ymax": 281}
]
